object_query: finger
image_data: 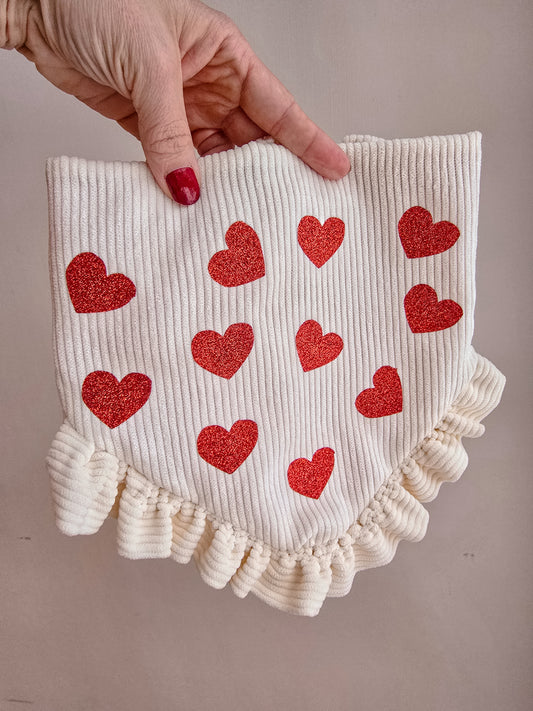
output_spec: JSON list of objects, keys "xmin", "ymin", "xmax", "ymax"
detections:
[
  {"xmin": 192, "ymin": 128, "xmax": 235, "ymax": 156},
  {"xmin": 221, "ymin": 107, "xmax": 268, "ymax": 146},
  {"xmin": 116, "ymin": 111, "xmax": 140, "ymax": 140},
  {"xmin": 241, "ymin": 58, "xmax": 351, "ymax": 180},
  {"xmin": 132, "ymin": 56, "xmax": 200, "ymax": 205},
  {"xmin": 192, "ymin": 109, "xmax": 267, "ymax": 156}
]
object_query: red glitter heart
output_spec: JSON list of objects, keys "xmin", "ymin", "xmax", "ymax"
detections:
[
  {"xmin": 66, "ymin": 252, "xmax": 136, "ymax": 313},
  {"xmin": 82, "ymin": 371, "xmax": 151, "ymax": 428},
  {"xmin": 288, "ymin": 447, "xmax": 335, "ymax": 499},
  {"xmin": 208, "ymin": 221, "xmax": 265, "ymax": 287},
  {"xmin": 404, "ymin": 284, "xmax": 463, "ymax": 333},
  {"xmin": 191, "ymin": 323, "xmax": 254, "ymax": 379},
  {"xmin": 297, "ymin": 216, "xmax": 345, "ymax": 267},
  {"xmin": 355, "ymin": 366, "xmax": 403, "ymax": 418},
  {"xmin": 398, "ymin": 206, "xmax": 460, "ymax": 258},
  {"xmin": 197, "ymin": 420, "xmax": 258, "ymax": 474},
  {"xmin": 296, "ymin": 320, "xmax": 343, "ymax": 372}
]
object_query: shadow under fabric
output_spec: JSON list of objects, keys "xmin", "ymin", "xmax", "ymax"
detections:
[{"xmin": 45, "ymin": 132, "xmax": 505, "ymax": 616}]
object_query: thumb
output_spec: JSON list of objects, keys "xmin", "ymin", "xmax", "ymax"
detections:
[{"xmin": 134, "ymin": 59, "xmax": 200, "ymax": 205}]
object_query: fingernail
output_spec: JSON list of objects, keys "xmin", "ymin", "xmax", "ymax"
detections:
[{"xmin": 165, "ymin": 167, "xmax": 200, "ymax": 205}]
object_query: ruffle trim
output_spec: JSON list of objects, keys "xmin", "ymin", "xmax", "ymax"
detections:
[{"xmin": 45, "ymin": 352, "xmax": 504, "ymax": 616}]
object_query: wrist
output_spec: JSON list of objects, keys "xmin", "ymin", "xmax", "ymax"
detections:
[{"xmin": 1, "ymin": 0, "xmax": 34, "ymax": 49}]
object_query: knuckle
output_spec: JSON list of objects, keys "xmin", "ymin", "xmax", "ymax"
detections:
[
  {"xmin": 208, "ymin": 8, "xmax": 235, "ymax": 31},
  {"xmin": 143, "ymin": 119, "xmax": 192, "ymax": 155},
  {"xmin": 268, "ymin": 97, "xmax": 297, "ymax": 138},
  {"xmin": 300, "ymin": 125, "xmax": 321, "ymax": 161}
]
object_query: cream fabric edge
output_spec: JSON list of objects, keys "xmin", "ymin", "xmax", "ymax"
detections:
[{"xmin": 46, "ymin": 349, "xmax": 504, "ymax": 616}]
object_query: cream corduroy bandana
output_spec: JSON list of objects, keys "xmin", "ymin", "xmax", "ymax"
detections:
[{"xmin": 46, "ymin": 132, "xmax": 505, "ymax": 616}]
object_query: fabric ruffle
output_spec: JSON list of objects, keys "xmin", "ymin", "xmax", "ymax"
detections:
[{"xmin": 46, "ymin": 351, "xmax": 504, "ymax": 616}]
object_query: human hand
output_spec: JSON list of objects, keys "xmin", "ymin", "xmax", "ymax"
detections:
[{"xmin": 2, "ymin": 0, "xmax": 351, "ymax": 204}]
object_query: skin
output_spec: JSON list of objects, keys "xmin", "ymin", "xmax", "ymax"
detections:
[{"xmin": 12, "ymin": 0, "xmax": 351, "ymax": 202}]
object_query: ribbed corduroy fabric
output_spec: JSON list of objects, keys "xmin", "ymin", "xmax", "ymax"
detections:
[{"xmin": 45, "ymin": 132, "xmax": 505, "ymax": 616}]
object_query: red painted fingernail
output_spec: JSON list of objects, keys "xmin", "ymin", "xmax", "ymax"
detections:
[{"xmin": 165, "ymin": 167, "xmax": 200, "ymax": 205}]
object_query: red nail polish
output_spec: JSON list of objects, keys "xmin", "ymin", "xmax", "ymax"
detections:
[{"xmin": 165, "ymin": 167, "xmax": 200, "ymax": 205}]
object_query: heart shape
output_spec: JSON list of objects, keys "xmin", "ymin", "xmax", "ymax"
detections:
[
  {"xmin": 296, "ymin": 320, "xmax": 343, "ymax": 371},
  {"xmin": 404, "ymin": 284, "xmax": 463, "ymax": 333},
  {"xmin": 66, "ymin": 252, "xmax": 136, "ymax": 313},
  {"xmin": 398, "ymin": 206, "xmax": 460, "ymax": 258},
  {"xmin": 355, "ymin": 366, "xmax": 403, "ymax": 418},
  {"xmin": 288, "ymin": 447, "xmax": 335, "ymax": 499},
  {"xmin": 82, "ymin": 371, "xmax": 151, "ymax": 428},
  {"xmin": 208, "ymin": 221, "xmax": 265, "ymax": 287},
  {"xmin": 191, "ymin": 323, "xmax": 254, "ymax": 379},
  {"xmin": 297, "ymin": 216, "xmax": 345, "ymax": 267},
  {"xmin": 197, "ymin": 420, "xmax": 258, "ymax": 474}
]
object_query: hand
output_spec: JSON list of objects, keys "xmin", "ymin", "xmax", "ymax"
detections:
[{"xmin": 4, "ymin": 0, "xmax": 351, "ymax": 204}]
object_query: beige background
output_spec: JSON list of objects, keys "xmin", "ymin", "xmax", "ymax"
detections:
[{"xmin": 1, "ymin": 1, "xmax": 531, "ymax": 709}]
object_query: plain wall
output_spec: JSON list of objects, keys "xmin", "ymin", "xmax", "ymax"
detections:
[{"xmin": 1, "ymin": 1, "xmax": 531, "ymax": 709}]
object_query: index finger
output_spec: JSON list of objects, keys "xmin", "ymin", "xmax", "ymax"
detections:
[{"xmin": 240, "ymin": 57, "xmax": 351, "ymax": 180}]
